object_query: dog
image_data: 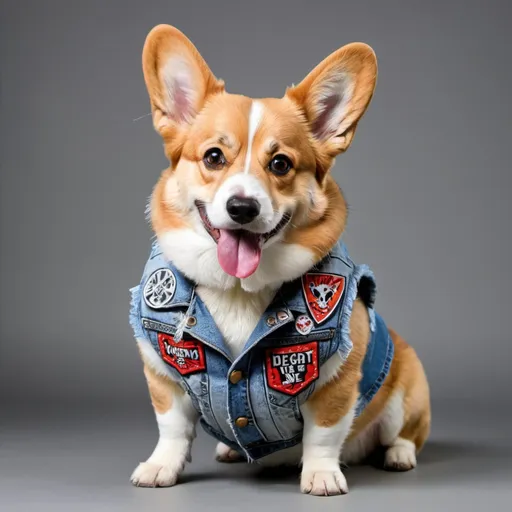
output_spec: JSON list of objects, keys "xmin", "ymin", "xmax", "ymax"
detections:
[{"xmin": 128, "ymin": 24, "xmax": 430, "ymax": 496}]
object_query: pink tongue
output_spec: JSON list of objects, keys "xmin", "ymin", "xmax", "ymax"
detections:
[{"xmin": 217, "ymin": 230, "xmax": 262, "ymax": 278}]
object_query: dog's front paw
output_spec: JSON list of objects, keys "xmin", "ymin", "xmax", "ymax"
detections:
[
  {"xmin": 130, "ymin": 461, "xmax": 182, "ymax": 488},
  {"xmin": 300, "ymin": 467, "xmax": 348, "ymax": 496}
]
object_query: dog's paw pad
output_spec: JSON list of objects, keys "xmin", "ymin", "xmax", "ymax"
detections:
[
  {"xmin": 215, "ymin": 442, "xmax": 245, "ymax": 463},
  {"xmin": 384, "ymin": 445, "xmax": 417, "ymax": 472},
  {"xmin": 130, "ymin": 462, "xmax": 180, "ymax": 488},
  {"xmin": 300, "ymin": 469, "xmax": 348, "ymax": 496}
]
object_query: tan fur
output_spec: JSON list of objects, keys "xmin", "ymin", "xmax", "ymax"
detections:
[
  {"xmin": 307, "ymin": 298, "xmax": 369, "ymax": 427},
  {"xmin": 142, "ymin": 363, "xmax": 183, "ymax": 414},
  {"xmin": 150, "ymin": 169, "xmax": 188, "ymax": 233},
  {"xmin": 283, "ymin": 177, "xmax": 347, "ymax": 260},
  {"xmin": 142, "ymin": 24, "xmax": 225, "ymax": 163},
  {"xmin": 347, "ymin": 329, "xmax": 431, "ymax": 452},
  {"xmin": 135, "ymin": 25, "xmax": 430, "ymax": 479},
  {"xmin": 149, "ymin": 93, "xmax": 325, "ymax": 244},
  {"xmin": 142, "ymin": 26, "xmax": 372, "ymax": 260},
  {"xmin": 308, "ymin": 302, "xmax": 430, "ymax": 451},
  {"xmin": 286, "ymin": 42, "xmax": 378, "ymax": 178}
]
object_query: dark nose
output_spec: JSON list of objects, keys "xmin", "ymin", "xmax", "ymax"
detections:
[{"xmin": 226, "ymin": 196, "xmax": 261, "ymax": 224}]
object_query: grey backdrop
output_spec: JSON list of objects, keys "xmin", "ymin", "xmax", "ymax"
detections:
[
  {"xmin": 2, "ymin": 1, "xmax": 512, "ymax": 510},
  {"xmin": 2, "ymin": 0, "xmax": 511, "ymax": 408}
]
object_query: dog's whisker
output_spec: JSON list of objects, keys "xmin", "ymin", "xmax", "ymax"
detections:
[{"xmin": 132, "ymin": 112, "xmax": 152, "ymax": 122}]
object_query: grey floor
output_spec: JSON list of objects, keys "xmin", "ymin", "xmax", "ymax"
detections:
[{"xmin": 1, "ymin": 400, "xmax": 511, "ymax": 512}]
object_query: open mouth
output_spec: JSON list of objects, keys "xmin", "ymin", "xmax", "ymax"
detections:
[{"xmin": 195, "ymin": 201, "xmax": 290, "ymax": 279}]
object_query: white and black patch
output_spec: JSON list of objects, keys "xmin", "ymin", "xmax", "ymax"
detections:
[{"xmin": 143, "ymin": 268, "xmax": 176, "ymax": 309}]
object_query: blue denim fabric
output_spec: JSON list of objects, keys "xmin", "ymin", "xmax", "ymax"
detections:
[{"xmin": 129, "ymin": 239, "xmax": 394, "ymax": 461}]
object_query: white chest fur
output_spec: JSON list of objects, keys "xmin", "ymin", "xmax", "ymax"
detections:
[{"xmin": 196, "ymin": 284, "xmax": 277, "ymax": 359}]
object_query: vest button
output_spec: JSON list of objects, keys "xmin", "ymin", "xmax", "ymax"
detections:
[
  {"xmin": 235, "ymin": 417, "xmax": 249, "ymax": 428},
  {"xmin": 229, "ymin": 370, "xmax": 243, "ymax": 385},
  {"xmin": 266, "ymin": 316, "xmax": 276, "ymax": 327},
  {"xmin": 186, "ymin": 316, "xmax": 197, "ymax": 327}
]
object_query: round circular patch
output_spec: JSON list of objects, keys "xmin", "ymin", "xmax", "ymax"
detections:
[
  {"xmin": 143, "ymin": 268, "xmax": 176, "ymax": 309},
  {"xmin": 295, "ymin": 314, "xmax": 313, "ymax": 335}
]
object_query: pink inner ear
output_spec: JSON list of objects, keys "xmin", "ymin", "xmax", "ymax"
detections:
[
  {"xmin": 311, "ymin": 93, "xmax": 343, "ymax": 140},
  {"xmin": 162, "ymin": 58, "xmax": 196, "ymax": 123},
  {"xmin": 170, "ymin": 76, "xmax": 195, "ymax": 122},
  {"xmin": 310, "ymin": 72, "xmax": 353, "ymax": 141}
]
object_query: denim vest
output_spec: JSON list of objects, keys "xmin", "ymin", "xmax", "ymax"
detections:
[{"xmin": 129, "ymin": 239, "xmax": 394, "ymax": 461}]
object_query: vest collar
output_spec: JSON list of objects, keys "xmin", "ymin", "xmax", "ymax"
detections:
[
  {"xmin": 150, "ymin": 237, "xmax": 349, "ymax": 314},
  {"xmin": 144, "ymin": 238, "xmax": 350, "ymax": 364}
]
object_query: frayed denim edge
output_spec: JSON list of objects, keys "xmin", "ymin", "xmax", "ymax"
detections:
[
  {"xmin": 338, "ymin": 264, "xmax": 377, "ymax": 360},
  {"xmin": 129, "ymin": 285, "xmax": 144, "ymax": 339}
]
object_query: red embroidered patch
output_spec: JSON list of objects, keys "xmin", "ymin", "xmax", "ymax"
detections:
[
  {"xmin": 266, "ymin": 342, "xmax": 319, "ymax": 396},
  {"xmin": 302, "ymin": 273, "xmax": 345, "ymax": 324},
  {"xmin": 157, "ymin": 333, "xmax": 206, "ymax": 375}
]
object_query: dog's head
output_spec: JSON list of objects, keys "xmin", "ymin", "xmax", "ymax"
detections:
[{"xmin": 142, "ymin": 25, "xmax": 377, "ymax": 292}]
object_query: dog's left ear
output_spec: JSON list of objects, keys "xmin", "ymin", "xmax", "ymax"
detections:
[{"xmin": 286, "ymin": 43, "xmax": 377, "ymax": 173}]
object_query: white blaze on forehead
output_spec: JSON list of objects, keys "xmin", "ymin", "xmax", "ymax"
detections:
[{"xmin": 244, "ymin": 101, "xmax": 264, "ymax": 174}]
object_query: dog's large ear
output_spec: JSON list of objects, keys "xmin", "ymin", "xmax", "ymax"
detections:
[
  {"xmin": 142, "ymin": 25, "xmax": 224, "ymax": 137},
  {"xmin": 286, "ymin": 43, "xmax": 377, "ymax": 177}
]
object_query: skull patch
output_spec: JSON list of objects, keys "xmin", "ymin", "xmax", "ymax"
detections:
[{"xmin": 302, "ymin": 273, "xmax": 345, "ymax": 324}]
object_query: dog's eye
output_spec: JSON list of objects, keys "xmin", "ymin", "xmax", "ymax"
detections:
[
  {"xmin": 268, "ymin": 154, "xmax": 292, "ymax": 176},
  {"xmin": 203, "ymin": 148, "xmax": 226, "ymax": 170}
]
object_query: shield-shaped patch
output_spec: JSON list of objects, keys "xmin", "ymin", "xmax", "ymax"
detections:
[
  {"xmin": 157, "ymin": 333, "xmax": 206, "ymax": 375},
  {"xmin": 302, "ymin": 273, "xmax": 345, "ymax": 324},
  {"xmin": 265, "ymin": 342, "xmax": 319, "ymax": 396}
]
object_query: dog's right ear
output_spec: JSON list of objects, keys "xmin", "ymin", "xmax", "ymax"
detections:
[{"xmin": 142, "ymin": 25, "xmax": 224, "ymax": 138}]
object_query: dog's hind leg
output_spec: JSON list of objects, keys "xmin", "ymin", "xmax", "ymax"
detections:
[{"xmin": 379, "ymin": 330, "xmax": 431, "ymax": 471}]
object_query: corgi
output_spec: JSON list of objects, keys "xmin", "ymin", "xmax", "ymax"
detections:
[{"xmin": 128, "ymin": 24, "xmax": 431, "ymax": 496}]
